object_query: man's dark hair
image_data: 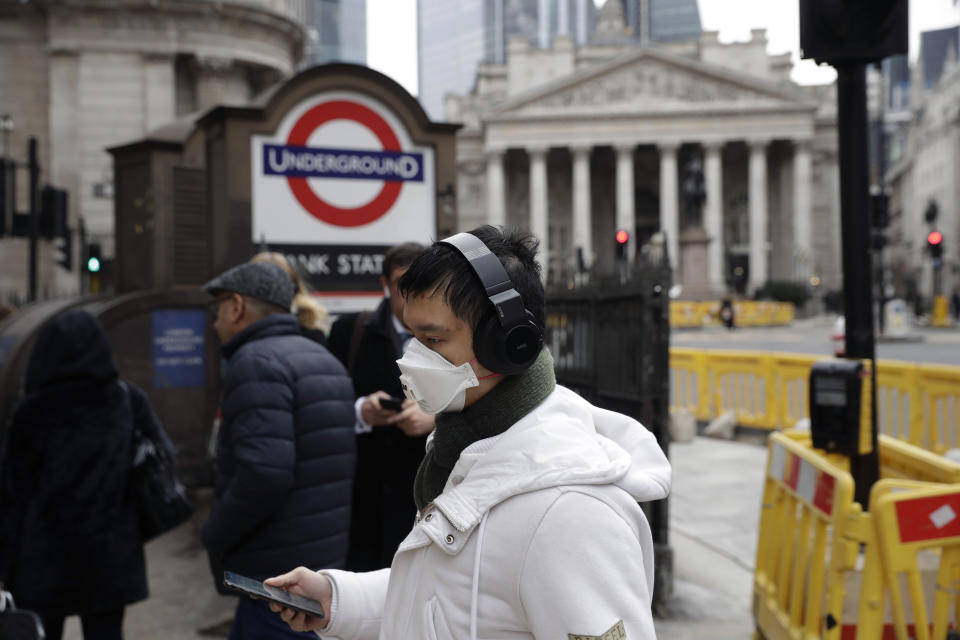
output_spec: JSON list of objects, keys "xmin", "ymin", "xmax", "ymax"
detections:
[
  {"xmin": 398, "ymin": 225, "xmax": 545, "ymax": 335},
  {"xmin": 382, "ymin": 242, "xmax": 425, "ymax": 280}
]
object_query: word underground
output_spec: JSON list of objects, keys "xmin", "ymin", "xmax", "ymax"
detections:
[{"xmin": 264, "ymin": 144, "xmax": 423, "ymax": 182}]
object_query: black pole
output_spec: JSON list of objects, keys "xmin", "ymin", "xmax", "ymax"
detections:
[
  {"xmin": 0, "ymin": 157, "xmax": 6, "ymax": 237},
  {"xmin": 28, "ymin": 137, "xmax": 39, "ymax": 303},
  {"xmin": 78, "ymin": 216, "xmax": 87, "ymax": 294},
  {"xmin": 874, "ymin": 85, "xmax": 887, "ymax": 336},
  {"xmin": 836, "ymin": 64, "xmax": 879, "ymax": 508}
]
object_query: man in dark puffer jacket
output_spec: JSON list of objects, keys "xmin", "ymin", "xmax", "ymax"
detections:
[{"xmin": 202, "ymin": 262, "xmax": 356, "ymax": 639}]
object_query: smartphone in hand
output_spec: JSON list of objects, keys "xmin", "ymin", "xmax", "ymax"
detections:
[
  {"xmin": 223, "ymin": 571, "xmax": 325, "ymax": 618},
  {"xmin": 379, "ymin": 396, "xmax": 405, "ymax": 412}
]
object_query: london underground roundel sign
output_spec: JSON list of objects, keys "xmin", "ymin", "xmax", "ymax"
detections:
[
  {"xmin": 252, "ymin": 90, "xmax": 435, "ymax": 245},
  {"xmin": 284, "ymin": 101, "xmax": 406, "ymax": 226}
]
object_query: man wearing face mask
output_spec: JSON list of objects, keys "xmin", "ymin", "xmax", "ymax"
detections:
[
  {"xmin": 327, "ymin": 242, "xmax": 434, "ymax": 572},
  {"xmin": 265, "ymin": 226, "xmax": 672, "ymax": 640}
]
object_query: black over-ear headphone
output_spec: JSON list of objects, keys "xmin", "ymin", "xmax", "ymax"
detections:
[{"xmin": 439, "ymin": 232, "xmax": 543, "ymax": 375}]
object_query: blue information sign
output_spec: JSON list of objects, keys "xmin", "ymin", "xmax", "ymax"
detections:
[{"xmin": 153, "ymin": 309, "xmax": 206, "ymax": 388}]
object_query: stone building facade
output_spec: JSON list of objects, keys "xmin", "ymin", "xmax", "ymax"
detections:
[
  {"xmin": 448, "ymin": 23, "xmax": 842, "ymax": 297},
  {"xmin": 886, "ymin": 57, "xmax": 960, "ymax": 302},
  {"xmin": 0, "ymin": 0, "xmax": 304, "ymax": 300}
]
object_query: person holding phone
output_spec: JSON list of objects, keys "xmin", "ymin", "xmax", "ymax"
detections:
[
  {"xmin": 266, "ymin": 226, "xmax": 671, "ymax": 640},
  {"xmin": 327, "ymin": 242, "xmax": 435, "ymax": 573}
]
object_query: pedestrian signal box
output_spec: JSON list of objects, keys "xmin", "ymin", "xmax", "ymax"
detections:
[{"xmin": 809, "ymin": 359, "xmax": 873, "ymax": 456}]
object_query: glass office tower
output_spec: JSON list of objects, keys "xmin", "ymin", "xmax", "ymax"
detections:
[
  {"xmin": 622, "ymin": 0, "xmax": 701, "ymax": 43},
  {"xmin": 302, "ymin": 0, "xmax": 367, "ymax": 67},
  {"xmin": 417, "ymin": 0, "xmax": 594, "ymax": 120}
]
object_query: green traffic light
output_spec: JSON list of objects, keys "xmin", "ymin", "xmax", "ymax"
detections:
[{"xmin": 87, "ymin": 256, "xmax": 101, "ymax": 273}]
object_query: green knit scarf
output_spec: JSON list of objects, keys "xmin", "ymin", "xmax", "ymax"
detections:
[{"xmin": 413, "ymin": 349, "xmax": 556, "ymax": 512}]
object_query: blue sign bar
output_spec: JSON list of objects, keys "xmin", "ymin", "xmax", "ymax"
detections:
[{"xmin": 263, "ymin": 144, "xmax": 424, "ymax": 182}]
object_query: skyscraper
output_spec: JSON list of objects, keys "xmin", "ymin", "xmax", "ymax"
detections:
[
  {"xmin": 622, "ymin": 0, "xmax": 701, "ymax": 44},
  {"xmin": 417, "ymin": 0, "xmax": 702, "ymax": 120},
  {"xmin": 417, "ymin": 0, "xmax": 596, "ymax": 120},
  {"xmin": 301, "ymin": 0, "xmax": 367, "ymax": 68}
]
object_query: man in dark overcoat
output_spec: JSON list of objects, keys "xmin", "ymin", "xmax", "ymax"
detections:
[{"xmin": 327, "ymin": 242, "xmax": 433, "ymax": 571}]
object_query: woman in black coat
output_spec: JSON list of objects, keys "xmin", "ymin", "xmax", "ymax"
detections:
[{"xmin": 0, "ymin": 310, "xmax": 165, "ymax": 640}]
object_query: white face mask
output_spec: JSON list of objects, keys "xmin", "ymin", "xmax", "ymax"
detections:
[{"xmin": 396, "ymin": 338, "xmax": 480, "ymax": 415}]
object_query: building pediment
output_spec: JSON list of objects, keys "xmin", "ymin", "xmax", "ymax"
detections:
[{"xmin": 489, "ymin": 48, "xmax": 815, "ymax": 120}]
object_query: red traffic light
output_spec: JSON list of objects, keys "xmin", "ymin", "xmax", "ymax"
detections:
[
  {"xmin": 928, "ymin": 230, "xmax": 943, "ymax": 246},
  {"xmin": 615, "ymin": 229, "xmax": 629, "ymax": 244}
]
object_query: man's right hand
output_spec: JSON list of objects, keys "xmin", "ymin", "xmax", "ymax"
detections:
[
  {"xmin": 361, "ymin": 391, "xmax": 403, "ymax": 427},
  {"xmin": 264, "ymin": 567, "xmax": 333, "ymax": 632}
]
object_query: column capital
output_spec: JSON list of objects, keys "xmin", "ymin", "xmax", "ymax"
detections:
[
  {"xmin": 793, "ymin": 138, "xmax": 814, "ymax": 152},
  {"xmin": 701, "ymin": 140, "xmax": 726, "ymax": 153},
  {"xmin": 570, "ymin": 143, "xmax": 593, "ymax": 157},
  {"xmin": 747, "ymin": 138, "xmax": 771, "ymax": 151},
  {"xmin": 526, "ymin": 145, "xmax": 549, "ymax": 157},
  {"xmin": 614, "ymin": 142, "xmax": 637, "ymax": 154},
  {"xmin": 193, "ymin": 55, "xmax": 233, "ymax": 75},
  {"xmin": 484, "ymin": 147, "xmax": 506, "ymax": 159},
  {"xmin": 657, "ymin": 141, "xmax": 679, "ymax": 154}
]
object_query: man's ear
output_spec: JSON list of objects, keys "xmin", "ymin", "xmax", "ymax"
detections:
[{"xmin": 227, "ymin": 293, "xmax": 245, "ymax": 322}]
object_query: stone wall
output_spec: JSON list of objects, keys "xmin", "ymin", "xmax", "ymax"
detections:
[{"xmin": 0, "ymin": 0, "xmax": 303, "ymax": 301}]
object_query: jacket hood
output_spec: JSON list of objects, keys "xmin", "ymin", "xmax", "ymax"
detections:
[
  {"xmin": 433, "ymin": 385, "xmax": 671, "ymax": 533},
  {"xmin": 24, "ymin": 309, "xmax": 118, "ymax": 394}
]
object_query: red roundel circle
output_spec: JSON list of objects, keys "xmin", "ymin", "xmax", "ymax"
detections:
[{"xmin": 286, "ymin": 100, "xmax": 404, "ymax": 227}]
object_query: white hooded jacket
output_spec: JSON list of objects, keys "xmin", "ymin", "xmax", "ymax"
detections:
[{"xmin": 319, "ymin": 385, "xmax": 672, "ymax": 640}]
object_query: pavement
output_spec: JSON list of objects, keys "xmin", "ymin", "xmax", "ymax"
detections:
[{"xmin": 61, "ymin": 435, "xmax": 769, "ymax": 639}]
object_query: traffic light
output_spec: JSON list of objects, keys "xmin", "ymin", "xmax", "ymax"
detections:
[
  {"xmin": 925, "ymin": 200, "xmax": 940, "ymax": 224},
  {"xmin": 54, "ymin": 229, "xmax": 72, "ymax": 271},
  {"xmin": 870, "ymin": 193, "xmax": 890, "ymax": 229},
  {"xmin": 871, "ymin": 230, "xmax": 887, "ymax": 252},
  {"xmin": 86, "ymin": 242, "xmax": 102, "ymax": 273},
  {"xmin": 799, "ymin": 0, "xmax": 907, "ymax": 64},
  {"xmin": 615, "ymin": 229, "xmax": 629, "ymax": 260},
  {"xmin": 927, "ymin": 231, "xmax": 943, "ymax": 259}
]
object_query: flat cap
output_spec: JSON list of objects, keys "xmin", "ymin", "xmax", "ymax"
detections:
[{"xmin": 203, "ymin": 262, "xmax": 295, "ymax": 311}]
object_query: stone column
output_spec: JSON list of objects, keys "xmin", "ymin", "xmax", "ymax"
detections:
[
  {"xmin": 194, "ymin": 56, "xmax": 243, "ymax": 111},
  {"xmin": 576, "ymin": 0, "xmax": 589, "ymax": 45},
  {"xmin": 704, "ymin": 142, "xmax": 725, "ymax": 293},
  {"xmin": 538, "ymin": 0, "xmax": 550, "ymax": 49},
  {"xmin": 615, "ymin": 143, "xmax": 636, "ymax": 262},
  {"xmin": 558, "ymin": 0, "xmax": 570, "ymax": 36},
  {"xmin": 143, "ymin": 54, "xmax": 175, "ymax": 132},
  {"xmin": 49, "ymin": 50, "xmax": 80, "ymax": 206},
  {"xmin": 748, "ymin": 139, "xmax": 769, "ymax": 292},
  {"xmin": 793, "ymin": 139, "xmax": 813, "ymax": 280},
  {"xmin": 493, "ymin": 0, "xmax": 505, "ymax": 63},
  {"xmin": 485, "ymin": 149, "xmax": 506, "ymax": 227},
  {"xmin": 658, "ymin": 142, "xmax": 679, "ymax": 269},
  {"xmin": 571, "ymin": 145, "xmax": 593, "ymax": 268},
  {"xmin": 529, "ymin": 147, "xmax": 549, "ymax": 274}
]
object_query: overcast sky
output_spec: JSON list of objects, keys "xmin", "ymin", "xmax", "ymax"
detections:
[{"xmin": 367, "ymin": 0, "xmax": 960, "ymax": 96}]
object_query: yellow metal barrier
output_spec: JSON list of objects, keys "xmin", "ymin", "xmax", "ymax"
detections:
[
  {"xmin": 668, "ymin": 348, "xmax": 711, "ymax": 421},
  {"xmin": 915, "ymin": 363, "xmax": 960, "ymax": 454},
  {"xmin": 755, "ymin": 434, "xmax": 960, "ymax": 640},
  {"xmin": 670, "ymin": 349, "xmax": 960, "ymax": 454},
  {"xmin": 669, "ymin": 301, "xmax": 795, "ymax": 328},
  {"xmin": 878, "ymin": 435, "xmax": 960, "ymax": 485},
  {"xmin": 754, "ymin": 432, "xmax": 859, "ymax": 640},
  {"xmin": 870, "ymin": 479, "xmax": 960, "ymax": 640},
  {"xmin": 709, "ymin": 351, "xmax": 776, "ymax": 429}
]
